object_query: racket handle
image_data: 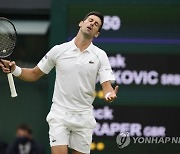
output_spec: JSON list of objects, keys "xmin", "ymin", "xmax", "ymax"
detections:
[{"xmin": 7, "ymin": 73, "xmax": 17, "ymax": 97}]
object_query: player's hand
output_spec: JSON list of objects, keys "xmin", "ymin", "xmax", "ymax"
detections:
[
  {"xmin": 105, "ymin": 85, "xmax": 118, "ymax": 102},
  {"xmin": 0, "ymin": 59, "xmax": 16, "ymax": 73}
]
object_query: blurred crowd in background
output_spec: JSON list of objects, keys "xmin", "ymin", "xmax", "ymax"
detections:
[{"xmin": 0, "ymin": 124, "xmax": 44, "ymax": 154}]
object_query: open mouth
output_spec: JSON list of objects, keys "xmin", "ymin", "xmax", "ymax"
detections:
[{"xmin": 87, "ymin": 26, "xmax": 92, "ymax": 30}]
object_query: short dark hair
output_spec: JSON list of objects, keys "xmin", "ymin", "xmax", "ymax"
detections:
[
  {"xmin": 83, "ymin": 11, "xmax": 104, "ymax": 32},
  {"xmin": 16, "ymin": 124, "xmax": 32, "ymax": 135}
]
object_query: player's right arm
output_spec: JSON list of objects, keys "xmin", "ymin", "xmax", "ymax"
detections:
[
  {"xmin": 0, "ymin": 45, "xmax": 62, "ymax": 82},
  {"xmin": 19, "ymin": 66, "xmax": 45, "ymax": 82},
  {"xmin": 0, "ymin": 59, "xmax": 45, "ymax": 82}
]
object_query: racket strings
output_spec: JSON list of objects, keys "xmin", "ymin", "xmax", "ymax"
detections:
[
  {"xmin": 0, "ymin": 34, "xmax": 15, "ymax": 50},
  {"xmin": 0, "ymin": 20, "xmax": 16, "ymax": 58}
]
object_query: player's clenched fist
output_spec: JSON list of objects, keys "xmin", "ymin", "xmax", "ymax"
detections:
[{"xmin": 0, "ymin": 59, "xmax": 16, "ymax": 73}]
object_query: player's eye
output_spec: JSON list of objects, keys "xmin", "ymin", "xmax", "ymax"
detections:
[
  {"xmin": 88, "ymin": 18, "xmax": 93, "ymax": 22},
  {"xmin": 95, "ymin": 22, "xmax": 99, "ymax": 27}
]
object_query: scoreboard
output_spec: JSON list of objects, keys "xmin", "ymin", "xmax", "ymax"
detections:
[
  {"xmin": 50, "ymin": 1, "xmax": 180, "ymax": 153},
  {"xmin": 67, "ymin": 4, "xmax": 180, "ymax": 105}
]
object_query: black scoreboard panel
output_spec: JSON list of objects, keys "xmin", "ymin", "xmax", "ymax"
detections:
[
  {"xmin": 67, "ymin": 4, "xmax": 180, "ymax": 42},
  {"xmin": 91, "ymin": 105, "xmax": 180, "ymax": 153},
  {"xmin": 65, "ymin": 4, "xmax": 180, "ymax": 153}
]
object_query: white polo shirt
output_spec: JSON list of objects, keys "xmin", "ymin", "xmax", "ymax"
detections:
[{"xmin": 38, "ymin": 38, "xmax": 115, "ymax": 113}]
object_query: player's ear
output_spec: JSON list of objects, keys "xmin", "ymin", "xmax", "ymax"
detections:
[
  {"xmin": 95, "ymin": 32, "xmax": 100, "ymax": 38},
  {"xmin": 79, "ymin": 21, "xmax": 83, "ymax": 27}
]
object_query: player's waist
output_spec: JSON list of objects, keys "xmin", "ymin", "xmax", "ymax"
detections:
[{"xmin": 51, "ymin": 102, "xmax": 94, "ymax": 115}]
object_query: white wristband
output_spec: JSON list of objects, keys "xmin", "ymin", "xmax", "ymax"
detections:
[
  {"xmin": 105, "ymin": 92, "xmax": 111, "ymax": 99},
  {"xmin": 12, "ymin": 66, "xmax": 22, "ymax": 77}
]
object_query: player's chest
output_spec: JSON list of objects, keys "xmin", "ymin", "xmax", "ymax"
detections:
[{"xmin": 56, "ymin": 52, "xmax": 100, "ymax": 75}]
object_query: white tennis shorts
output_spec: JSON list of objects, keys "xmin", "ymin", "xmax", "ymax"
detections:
[{"xmin": 46, "ymin": 109, "xmax": 96, "ymax": 154}]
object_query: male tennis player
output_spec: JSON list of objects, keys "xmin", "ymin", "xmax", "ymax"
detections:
[{"xmin": 0, "ymin": 11, "xmax": 118, "ymax": 154}]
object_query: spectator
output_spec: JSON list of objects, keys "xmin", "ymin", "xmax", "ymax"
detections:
[{"xmin": 6, "ymin": 124, "xmax": 44, "ymax": 154}]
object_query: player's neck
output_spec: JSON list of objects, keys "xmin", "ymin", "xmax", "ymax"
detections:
[{"xmin": 75, "ymin": 33, "xmax": 93, "ymax": 52}]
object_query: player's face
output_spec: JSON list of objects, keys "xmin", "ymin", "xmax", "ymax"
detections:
[{"xmin": 79, "ymin": 15, "xmax": 102, "ymax": 38}]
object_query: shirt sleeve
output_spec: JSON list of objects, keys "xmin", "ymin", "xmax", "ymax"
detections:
[
  {"xmin": 98, "ymin": 51, "xmax": 115, "ymax": 84},
  {"xmin": 37, "ymin": 46, "xmax": 57, "ymax": 74}
]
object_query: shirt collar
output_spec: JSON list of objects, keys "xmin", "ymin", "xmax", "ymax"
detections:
[{"xmin": 70, "ymin": 37, "xmax": 93, "ymax": 53}]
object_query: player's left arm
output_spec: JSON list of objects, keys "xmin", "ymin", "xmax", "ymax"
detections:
[{"xmin": 101, "ymin": 81, "xmax": 118, "ymax": 102}]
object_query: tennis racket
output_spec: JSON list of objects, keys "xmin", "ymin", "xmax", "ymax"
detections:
[{"xmin": 0, "ymin": 17, "xmax": 17, "ymax": 97}]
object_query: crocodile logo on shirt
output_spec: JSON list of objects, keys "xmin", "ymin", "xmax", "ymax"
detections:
[{"xmin": 89, "ymin": 60, "xmax": 94, "ymax": 64}]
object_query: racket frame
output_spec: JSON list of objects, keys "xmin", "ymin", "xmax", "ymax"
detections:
[{"xmin": 0, "ymin": 17, "xmax": 18, "ymax": 98}]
